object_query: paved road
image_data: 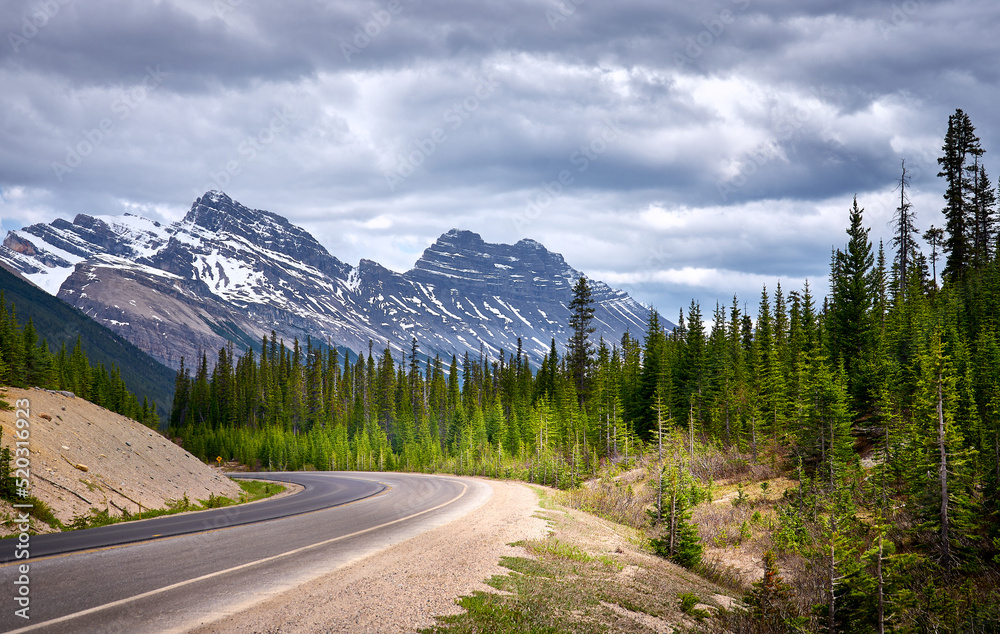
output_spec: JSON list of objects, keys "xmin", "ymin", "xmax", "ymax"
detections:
[
  {"xmin": 0, "ymin": 473, "xmax": 385, "ymax": 564},
  {"xmin": 0, "ymin": 472, "xmax": 490, "ymax": 633}
]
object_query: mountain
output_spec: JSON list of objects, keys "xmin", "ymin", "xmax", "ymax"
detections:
[
  {"xmin": 0, "ymin": 191, "xmax": 656, "ymax": 369},
  {"xmin": 0, "ymin": 264, "xmax": 176, "ymax": 419}
]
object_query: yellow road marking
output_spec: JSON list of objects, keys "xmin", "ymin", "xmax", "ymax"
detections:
[
  {"xmin": 7, "ymin": 476, "xmax": 468, "ymax": 634},
  {"xmin": 0, "ymin": 474, "xmax": 388, "ymax": 568}
]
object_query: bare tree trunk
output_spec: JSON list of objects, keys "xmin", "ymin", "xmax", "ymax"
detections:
[
  {"xmin": 689, "ymin": 399, "xmax": 695, "ymax": 465},
  {"xmin": 937, "ymin": 371, "xmax": 951, "ymax": 573},
  {"xmin": 829, "ymin": 537, "xmax": 836, "ymax": 634},
  {"xmin": 657, "ymin": 397, "xmax": 663, "ymax": 522},
  {"xmin": 877, "ymin": 517, "xmax": 885, "ymax": 634},
  {"xmin": 669, "ymin": 484, "xmax": 677, "ymax": 556},
  {"xmin": 725, "ymin": 400, "xmax": 731, "ymax": 446}
]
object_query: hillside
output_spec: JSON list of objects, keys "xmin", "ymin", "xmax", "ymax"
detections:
[
  {"xmin": 0, "ymin": 265, "xmax": 175, "ymax": 422},
  {"xmin": 0, "ymin": 387, "xmax": 240, "ymax": 534}
]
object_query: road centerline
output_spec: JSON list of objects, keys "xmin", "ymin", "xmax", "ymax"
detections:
[{"xmin": 7, "ymin": 478, "xmax": 469, "ymax": 634}]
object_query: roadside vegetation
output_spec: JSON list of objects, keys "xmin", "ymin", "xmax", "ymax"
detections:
[
  {"xmin": 423, "ymin": 487, "xmax": 733, "ymax": 633},
  {"xmin": 0, "ymin": 471, "xmax": 284, "ymax": 533}
]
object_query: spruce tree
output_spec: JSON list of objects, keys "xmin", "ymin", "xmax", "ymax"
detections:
[
  {"xmin": 893, "ymin": 159, "xmax": 920, "ymax": 301},
  {"xmin": 636, "ymin": 311, "xmax": 667, "ymax": 439},
  {"xmin": 567, "ymin": 275, "xmax": 596, "ymax": 404},
  {"xmin": 971, "ymin": 162, "xmax": 997, "ymax": 269},
  {"xmin": 937, "ymin": 108, "xmax": 983, "ymax": 281},
  {"xmin": 829, "ymin": 196, "xmax": 876, "ymax": 413}
]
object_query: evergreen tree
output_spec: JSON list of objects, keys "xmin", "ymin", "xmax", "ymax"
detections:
[
  {"xmin": 893, "ymin": 159, "xmax": 920, "ymax": 301},
  {"xmin": 923, "ymin": 226, "xmax": 945, "ymax": 289},
  {"xmin": 634, "ymin": 311, "xmax": 667, "ymax": 440},
  {"xmin": 567, "ymin": 275, "xmax": 596, "ymax": 404},
  {"xmin": 971, "ymin": 162, "xmax": 997, "ymax": 269},
  {"xmin": 828, "ymin": 196, "xmax": 876, "ymax": 413},
  {"xmin": 937, "ymin": 108, "xmax": 983, "ymax": 281}
]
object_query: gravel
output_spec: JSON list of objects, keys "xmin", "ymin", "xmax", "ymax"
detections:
[{"xmin": 187, "ymin": 479, "xmax": 547, "ymax": 633}]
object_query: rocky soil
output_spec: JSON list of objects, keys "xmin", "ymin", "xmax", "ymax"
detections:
[{"xmin": 0, "ymin": 386, "xmax": 241, "ymax": 533}]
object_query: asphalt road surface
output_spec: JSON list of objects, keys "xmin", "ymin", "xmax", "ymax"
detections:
[{"xmin": 0, "ymin": 472, "xmax": 491, "ymax": 633}]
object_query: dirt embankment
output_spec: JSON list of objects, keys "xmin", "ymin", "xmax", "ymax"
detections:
[{"xmin": 0, "ymin": 387, "xmax": 241, "ymax": 534}]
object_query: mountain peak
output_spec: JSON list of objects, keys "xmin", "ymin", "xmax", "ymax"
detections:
[
  {"xmin": 406, "ymin": 229, "xmax": 577, "ymax": 300},
  {"xmin": 184, "ymin": 190, "xmax": 287, "ymax": 232}
]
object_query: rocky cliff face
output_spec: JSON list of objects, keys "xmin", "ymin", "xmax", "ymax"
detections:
[{"xmin": 1, "ymin": 192, "xmax": 655, "ymax": 369}]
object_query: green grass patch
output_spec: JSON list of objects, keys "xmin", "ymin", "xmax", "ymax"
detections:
[
  {"xmin": 234, "ymin": 478, "xmax": 284, "ymax": 502},
  {"xmin": 66, "ymin": 478, "xmax": 285, "ymax": 530},
  {"xmin": 531, "ymin": 538, "xmax": 593, "ymax": 563},
  {"xmin": 424, "ymin": 487, "xmax": 736, "ymax": 633},
  {"xmin": 422, "ymin": 590, "xmax": 560, "ymax": 633},
  {"xmin": 4, "ymin": 496, "xmax": 65, "ymax": 532}
]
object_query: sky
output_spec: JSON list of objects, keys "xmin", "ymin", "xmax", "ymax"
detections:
[{"xmin": 2, "ymin": 0, "xmax": 1000, "ymax": 320}]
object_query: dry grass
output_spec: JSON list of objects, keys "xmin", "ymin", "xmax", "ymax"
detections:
[
  {"xmin": 561, "ymin": 444, "xmax": 801, "ymax": 594},
  {"xmin": 425, "ymin": 486, "xmax": 738, "ymax": 633}
]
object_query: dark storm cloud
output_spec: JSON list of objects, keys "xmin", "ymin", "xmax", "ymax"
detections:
[{"xmin": 2, "ymin": 0, "xmax": 1000, "ymax": 315}]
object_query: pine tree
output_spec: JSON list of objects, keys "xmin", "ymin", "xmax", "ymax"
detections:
[
  {"xmin": 937, "ymin": 108, "xmax": 983, "ymax": 281},
  {"xmin": 743, "ymin": 551, "xmax": 802, "ymax": 630},
  {"xmin": 636, "ymin": 311, "xmax": 666, "ymax": 439},
  {"xmin": 829, "ymin": 196, "xmax": 876, "ymax": 413},
  {"xmin": 911, "ymin": 323, "xmax": 979, "ymax": 574},
  {"xmin": 971, "ymin": 162, "xmax": 997, "ymax": 269},
  {"xmin": 567, "ymin": 275, "xmax": 596, "ymax": 404},
  {"xmin": 923, "ymin": 226, "xmax": 945, "ymax": 290},
  {"xmin": 893, "ymin": 159, "xmax": 920, "ymax": 301}
]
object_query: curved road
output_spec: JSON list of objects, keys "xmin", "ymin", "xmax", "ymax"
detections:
[
  {"xmin": 0, "ymin": 472, "xmax": 491, "ymax": 633},
  {"xmin": 0, "ymin": 473, "xmax": 386, "ymax": 564}
]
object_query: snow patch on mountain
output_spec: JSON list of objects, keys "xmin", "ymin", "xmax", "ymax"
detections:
[{"xmin": 0, "ymin": 191, "xmax": 656, "ymax": 368}]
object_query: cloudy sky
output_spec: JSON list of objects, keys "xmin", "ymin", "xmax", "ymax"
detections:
[{"xmin": 2, "ymin": 0, "xmax": 999, "ymax": 318}]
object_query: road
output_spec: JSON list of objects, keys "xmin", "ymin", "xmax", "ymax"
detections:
[
  {"xmin": 0, "ymin": 472, "xmax": 385, "ymax": 564},
  {"xmin": 0, "ymin": 472, "xmax": 491, "ymax": 633}
]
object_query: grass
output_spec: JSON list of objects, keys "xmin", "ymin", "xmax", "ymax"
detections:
[
  {"xmin": 1, "ymin": 495, "xmax": 66, "ymax": 532},
  {"xmin": 65, "ymin": 478, "xmax": 284, "ymax": 530},
  {"xmin": 422, "ymin": 444, "xmax": 800, "ymax": 633},
  {"xmin": 422, "ymin": 487, "xmax": 734, "ymax": 633}
]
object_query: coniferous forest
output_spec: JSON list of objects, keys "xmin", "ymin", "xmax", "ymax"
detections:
[
  {"xmin": 160, "ymin": 107, "xmax": 996, "ymax": 630},
  {"xmin": 0, "ymin": 291, "xmax": 160, "ymax": 428}
]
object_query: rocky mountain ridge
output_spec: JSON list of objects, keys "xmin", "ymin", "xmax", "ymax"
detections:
[{"xmin": 1, "ymin": 191, "xmax": 654, "ymax": 369}]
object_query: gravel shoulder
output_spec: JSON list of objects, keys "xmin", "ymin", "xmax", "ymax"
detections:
[{"xmin": 188, "ymin": 478, "xmax": 547, "ymax": 634}]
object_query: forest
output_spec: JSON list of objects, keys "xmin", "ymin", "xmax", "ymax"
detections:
[
  {"xmin": 0, "ymin": 291, "xmax": 161, "ymax": 427},
  {"xmin": 158, "ymin": 107, "xmax": 997, "ymax": 630}
]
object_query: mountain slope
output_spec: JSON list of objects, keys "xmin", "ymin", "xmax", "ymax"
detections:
[
  {"xmin": 0, "ymin": 192, "xmax": 657, "ymax": 368},
  {"xmin": 0, "ymin": 265, "xmax": 175, "ymax": 418}
]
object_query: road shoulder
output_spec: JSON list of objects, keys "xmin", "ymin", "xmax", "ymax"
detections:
[{"xmin": 187, "ymin": 478, "xmax": 546, "ymax": 634}]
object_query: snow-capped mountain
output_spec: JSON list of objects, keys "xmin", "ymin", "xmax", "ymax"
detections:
[{"xmin": 0, "ymin": 191, "xmax": 653, "ymax": 369}]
